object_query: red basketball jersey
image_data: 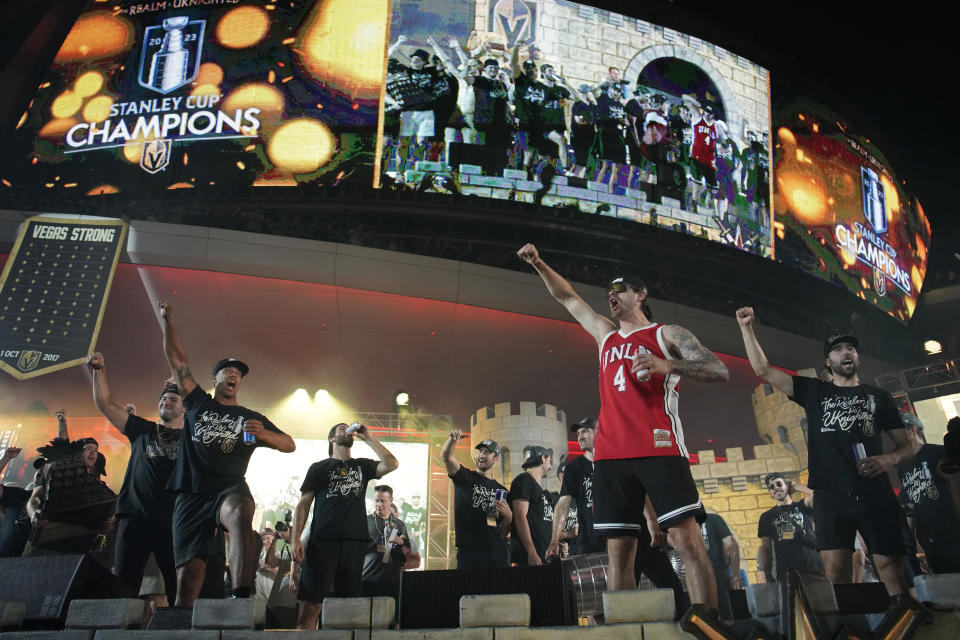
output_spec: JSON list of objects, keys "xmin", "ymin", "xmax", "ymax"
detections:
[
  {"xmin": 594, "ymin": 324, "xmax": 687, "ymax": 461},
  {"xmin": 691, "ymin": 119, "xmax": 719, "ymax": 166}
]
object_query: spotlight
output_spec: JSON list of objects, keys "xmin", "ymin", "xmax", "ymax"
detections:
[
  {"xmin": 315, "ymin": 388, "xmax": 331, "ymax": 402},
  {"xmin": 394, "ymin": 391, "xmax": 410, "ymax": 407},
  {"xmin": 924, "ymin": 340, "xmax": 943, "ymax": 356}
]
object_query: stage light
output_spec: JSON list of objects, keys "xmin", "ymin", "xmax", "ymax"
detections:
[
  {"xmin": 924, "ymin": 340, "xmax": 943, "ymax": 356},
  {"xmin": 394, "ymin": 391, "xmax": 410, "ymax": 407},
  {"xmin": 315, "ymin": 389, "xmax": 331, "ymax": 402}
]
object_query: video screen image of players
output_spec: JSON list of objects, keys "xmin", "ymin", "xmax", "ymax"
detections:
[{"xmin": 379, "ymin": 0, "xmax": 774, "ymax": 258}]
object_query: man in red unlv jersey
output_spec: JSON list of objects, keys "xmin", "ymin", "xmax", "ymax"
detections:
[{"xmin": 517, "ymin": 243, "xmax": 729, "ymax": 617}]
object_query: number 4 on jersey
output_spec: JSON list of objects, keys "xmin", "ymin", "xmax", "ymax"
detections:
[{"xmin": 613, "ymin": 364, "xmax": 626, "ymax": 392}]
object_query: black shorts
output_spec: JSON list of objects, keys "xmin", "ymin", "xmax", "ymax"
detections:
[
  {"xmin": 813, "ymin": 489, "xmax": 905, "ymax": 556},
  {"xmin": 172, "ymin": 482, "xmax": 252, "ymax": 567},
  {"xmin": 598, "ymin": 126, "xmax": 626, "ymax": 163},
  {"xmin": 594, "ymin": 456, "xmax": 702, "ymax": 538},
  {"xmin": 298, "ymin": 538, "xmax": 366, "ymax": 603},
  {"xmin": 692, "ymin": 159, "xmax": 718, "ymax": 187}
]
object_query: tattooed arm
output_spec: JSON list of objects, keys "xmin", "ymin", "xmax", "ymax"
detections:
[
  {"xmin": 158, "ymin": 300, "xmax": 198, "ymax": 396},
  {"xmin": 631, "ymin": 324, "xmax": 729, "ymax": 382}
]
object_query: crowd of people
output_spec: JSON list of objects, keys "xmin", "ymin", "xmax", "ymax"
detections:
[
  {"xmin": 383, "ymin": 38, "xmax": 770, "ymax": 224},
  {"xmin": 0, "ymin": 245, "xmax": 958, "ymax": 633}
]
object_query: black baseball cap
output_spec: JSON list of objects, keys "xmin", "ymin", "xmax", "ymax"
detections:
[
  {"xmin": 703, "ymin": 104, "xmax": 715, "ymax": 115},
  {"xmin": 159, "ymin": 384, "xmax": 182, "ymax": 399},
  {"xmin": 213, "ymin": 358, "xmax": 249, "ymax": 377},
  {"xmin": 521, "ymin": 445, "xmax": 553, "ymax": 469},
  {"xmin": 822, "ymin": 334, "xmax": 858, "ymax": 357},
  {"xmin": 570, "ymin": 417, "xmax": 596, "ymax": 433},
  {"xmin": 483, "ymin": 58, "xmax": 499, "ymax": 68},
  {"xmin": 522, "ymin": 59, "xmax": 537, "ymax": 69},
  {"xmin": 475, "ymin": 439, "xmax": 500, "ymax": 455}
]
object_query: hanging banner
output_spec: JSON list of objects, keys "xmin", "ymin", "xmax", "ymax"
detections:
[{"xmin": 0, "ymin": 216, "xmax": 128, "ymax": 380}]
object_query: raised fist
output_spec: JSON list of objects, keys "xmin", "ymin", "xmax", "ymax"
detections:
[
  {"xmin": 86, "ymin": 352, "xmax": 104, "ymax": 370},
  {"xmin": 736, "ymin": 307, "xmax": 755, "ymax": 327},
  {"xmin": 517, "ymin": 243, "xmax": 539, "ymax": 264}
]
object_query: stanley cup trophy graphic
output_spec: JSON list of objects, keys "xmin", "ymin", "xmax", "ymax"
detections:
[{"xmin": 148, "ymin": 17, "xmax": 191, "ymax": 93}]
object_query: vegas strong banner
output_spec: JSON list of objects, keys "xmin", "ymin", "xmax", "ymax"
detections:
[{"xmin": 0, "ymin": 216, "xmax": 128, "ymax": 380}]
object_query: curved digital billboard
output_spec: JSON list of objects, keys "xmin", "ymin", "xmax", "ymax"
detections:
[
  {"xmin": 5, "ymin": 1, "xmax": 930, "ymax": 320},
  {"xmin": 772, "ymin": 100, "xmax": 931, "ymax": 322}
]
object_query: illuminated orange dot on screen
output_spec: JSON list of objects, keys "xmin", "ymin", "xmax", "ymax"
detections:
[
  {"xmin": 74, "ymin": 71, "xmax": 105, "ymax": 97},
  {"xmin": 51, "ymin": 91, "xmax": 83, "ymax": 118},
  {"xmin": 216, "ymin": 6, "xmax": 270, "ymax": 49},
  {"xmin": 54, "ymin": 12, "xmax": 134, "ymax": 62}
]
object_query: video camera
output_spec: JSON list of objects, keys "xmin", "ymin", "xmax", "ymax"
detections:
[{"xmin": 274, "ymin": 508, "xmax": 293, "ymax": 533}]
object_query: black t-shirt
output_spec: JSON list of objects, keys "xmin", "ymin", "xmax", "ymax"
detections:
[
  {"xmin": 433, "ymin": 71, "xmax": 458, "ymax": 117},
  {"xmin": 899, "ymin": 444, "xmax": 957, "ymax": 552},
  {"xmin": 757, "ymin": 501, "xmax": 823, "ymax": 578},
  {"xmin": 624, "ymin": 98, "xmax": 643, "ymax": 120},
  {"xmin": 509, "ymin": 471, "xmax": 553, "ymax": 563},
  {"xmin": 560, "ymin": 455, "xmax": 603, "ymax": 552},
  {"xmin": 597, "ymin": 93, "xmax": 625, "ymax": 126},
  {"xmin": 386, "ymin": 64, "xmax": 439, "ymax": 111},
  {"xmin": 450, "ymin": 465, "xmax": 507, "ymax": 553},
  {"xmin": 514, "ymin": 76, "xmax": 546, "ymax": 126},
  {"xmin": 472, "ymin": 76, "xmax": 509, "ymax": 127},
  {"xmin": 0, "ymin": 485, "xmax": 32, "ymax": 557},
  {"xmin": 540, "ymin": 85, "xmax": 570, "ymax": 128},
  {"xmin": 116, "ymin": 414, "xmax": 180, "ymax": 519},
  {"xmin": 167, "ymin": 387, "xmax": 283, "ymax": 494},
  {"xmin": 700, "ymin": 513, "xmax": 732, "ymax": 580},
  {"xmin": 791, "ymin": 376, "xmax": 903, "ymax": 494},
  {"xmin": 361, "ymin": 513, "xmax": 410, "ymax": 585},
  {"xmin": 301, "ymin": 457, "xmax": 380, "ymax": 541},
  {"xmin": 572, "ymin": 101, "xmax": 597, "ymax": 127}
]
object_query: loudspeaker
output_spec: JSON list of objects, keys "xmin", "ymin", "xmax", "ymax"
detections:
[
  {"xmin": 399, "ymin": 563, "xmax": 574, "ymax": 629},
  {"xmin": 0, "ymin": 554, "xmax": 129, "ymax": 629},
  {"xmin": 833, "ymin": 583, "xmax": 890, "ymax": 614}
]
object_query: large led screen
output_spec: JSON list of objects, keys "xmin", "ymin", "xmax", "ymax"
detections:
[
  {"xmin": 772, "ymin": 101, "xmax": 931, "ymax": 322},
  {"xmin": 380, "ymin": 0, "xmax": 773, "ymax": 257},
  {"xmin": 2, "ymin": 0, "xmax": 389, "ymax": 193},
  {"xmin": 2, "ymin": 0, "xmax": 774, "ymax": 259}
]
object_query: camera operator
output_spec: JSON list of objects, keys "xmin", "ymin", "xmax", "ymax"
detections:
[{"xmin": 361, "ymin": 485, "xmax": 419, "ymax": 622}]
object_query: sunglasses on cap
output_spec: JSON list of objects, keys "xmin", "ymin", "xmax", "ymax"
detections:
[{"xmin": 608, "ymin": 278, "xmax": 642, "ymax": 293}]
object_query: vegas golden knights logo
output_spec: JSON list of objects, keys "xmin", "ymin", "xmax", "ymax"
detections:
[
  {"xmin": 491, "ymin": 0, "xmax": 536, "ymax": 47},
  {"xmin": 140, "ymin": 139, "xmax": 172, "ymax": 174},
  {"xmin": 873, "ymin": 266, "xmax": 887, "ymax": 297},
  {"xmin": 17, "ymin": 350, "xmax": 41, "ymax": 372}
]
